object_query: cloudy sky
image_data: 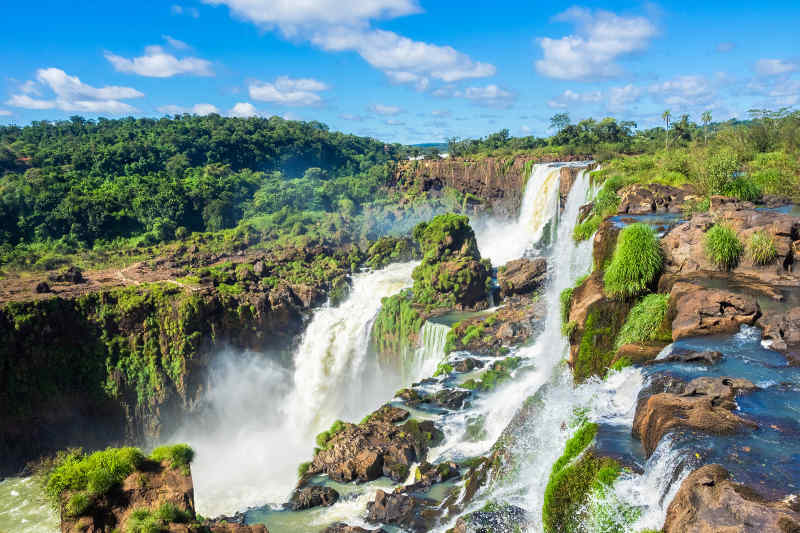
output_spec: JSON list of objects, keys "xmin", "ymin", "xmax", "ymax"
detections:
[{"xmin": 2, "ymin": 0, "xmax": 798, "ymax": 143}]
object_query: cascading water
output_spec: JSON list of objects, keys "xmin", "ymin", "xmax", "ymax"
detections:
[
  {"xmin": 475, "ymin": 163, "xmax": 564, "ymax": 266},
  {"xmin": 404, "ymin": 321, "xmax": 451, "ymax": 384},
  {"xmin": 173, "ymin": 262, "xmax": 418, "ymax": 517}
]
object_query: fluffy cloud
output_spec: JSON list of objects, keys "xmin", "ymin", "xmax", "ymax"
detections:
[
  {"xmin": 6, "ymin": 68, "xmax": 143, "ymax": 113},
  {"xmin": 249, "ymin": 76, "xmax": 329, "ymax": 106},
  {"xmin": 535, "ymin": 7, "xmax": 657, "ymax": 80},
  {"xmin": 229, "ymin": 102, "xmax": 260, "ymax": 117},
  {"xmin": 755, "ymin": 58, "xmax": 798, "ymax": 76},
  {"xmin": 369, "ymin": 103, "xmax": 403, "ymax": 115},
  {"xmin": 163, "ymin": 35, "xmax": 191, "ymax": 50},
  {"xmin": 649, "ymin": 75, "xmax": 715, "ymax": 107},
  {"xmin": 547, "ymin": 88, "xmax": 602, "ymax": 109},
  {"xmin": 442, "ymin": 84, "xmax": 516, "ymax": 108},
  {"xmin": 607, "ymin": 84, "xmax": 642, "ymax": 112},
  {"xmin": 105, "ymin": 45, "xmax": 213, "ymax": 77},
  {"xmin": 158, "ymin": 103, "xmax": 221, "ymax": 115},
  {"xmin": 204, "ymin": 0, "xmax": 495, "ymax": 88}
]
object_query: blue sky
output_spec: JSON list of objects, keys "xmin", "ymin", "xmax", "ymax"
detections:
[{"xmin": 2, "ymin": 0, "xmax": 798, "ymax": 143}]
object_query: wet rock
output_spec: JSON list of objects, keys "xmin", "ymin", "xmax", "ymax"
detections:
[
  {"xmin": 407, "ymin": 461, "xmax": 460, "ymax": 489},
  {"xmin": 615, "ymin": 343, "xmax": 666, "ymax": 365},
  {"xmin": 369, "ymin": 404, "xmax": 411, "ymax": 424},
  {"xmin": 647, "ymin": 349, "xmax": 723, "ymax": 366},
  {"xmin": 577, "ymin": 202, "xmax": 594, "ymax": 224},
  {"xmin": 592, "ymin": 219, "xmax": 621, "ymax": 270},
  {"xmin": 497, "ymin": 258, "xmax": 547, "ymax": 298},
  {"xmin": 366, "ymin": 490, "xmax": 438, "ymax": 532},
  {"xmin": 48, "ymin": 266, "xmax": 85, "ymax": 283},
  {"xmin": 35, "ymin": 281, "xmax": 51, "ymax": 293},
  {"xmin": 670, "ymin": 282, "xmax": 760, "ymax": 339},
  {"xmin": 431, "ymin": 389, "xmax": 471, "ymax": 410},
  {"xmin": 663, "ymin": 464, "xmax": 800, "ymax": 533},
  {"xmin": 760, "ymin": 307, "xmax": 800, "ymax": 360},
  {"xmin": 633, "ymin": 376, "xmax": 758, "ymax": 456},
  {"xmin": 288, "ymin": 485, "xmax": 339, "ymax": 511},
  {"xmin": 617, "ymin": 183, "xmax": 693, "ymax": 214},
  {"xmin": 451, "ymin": 504, "xmax": 529, "ymax": 533},
  {"xmin": 453, "ymin": 358, "xmax": 485, "ymax": 373},
  {"xmin": 323, "ymin": 524, "xmax": 387, "ymax": 533},
  {"xmin": 396, "ymin": 388, "xmax": 427, "ymax": 406}
]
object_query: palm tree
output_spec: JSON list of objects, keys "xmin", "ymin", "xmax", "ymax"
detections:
[
  {"xmin": 701, "ymin": 111, "xmax": 712, "ymax": 145},
  {"xmin": 662, "ymin": 110, "xmax": 672, "ymax": 149}
]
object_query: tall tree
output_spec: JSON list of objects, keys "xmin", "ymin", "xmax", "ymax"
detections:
[
  {"xmin": 549, "ymin": 113, "xmax": 571, "ymax": 133},
  {"xmin": 702, "ymin": 111, "xmax": 712, "ymax": 145},
  {"xmin": 662, "ymin": 110, "xmax": 672, "ymax": 149}
]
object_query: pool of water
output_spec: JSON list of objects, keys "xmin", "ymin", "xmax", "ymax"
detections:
[
  {"xmin": 609, "ymin": 212, "xmax": 685, "ymax": 236},
  {"xmin": 756, "ymin": 204, "xmax": 800, "ymax": 216},
  {"xmin": 679, "ymin": 275, "xmax": 800, "ymax": 315}
]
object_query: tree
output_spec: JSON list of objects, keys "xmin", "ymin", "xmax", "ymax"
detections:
[
  {"xmin": 662, "ymin": 110, "xmax": 672, "ymax": 149},
  {"xmin": 549, "ymin": 113, "xmax": 570, "ymax": 133},
  {"xmin": 701, "ymin": 111, "xmax": 712, "ymax": 145}
]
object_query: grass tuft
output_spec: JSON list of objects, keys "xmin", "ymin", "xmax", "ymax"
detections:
[
  {"xmin": 748, "ymin": 230, "xmax": 777, "ymax": 266},
  {"xmin": 603, "ymin": 223, "xmax": 662, "ymax": 298},
  {"xmin": 149, "ymin": 444, "xmax": 194, "ymax": 475},
  {"xmin": 614, "ymin": 294, "xmax": 670, "ymax": 349},
  {"xmin": 705, "ymin": 224, "xmax": 743, "ymax": 270}
]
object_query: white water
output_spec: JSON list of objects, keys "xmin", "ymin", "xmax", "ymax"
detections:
[
  {"xmin": 0, "ymin": 477, "xmax": 57, "ymax": 533},
  {"xmin": 405, "ymin": 321, "xmax": 450, "ymax": 384},
  {"xmin": 178, "ymin": 262, "xmax": 418, "ymax": 517},
  {"xmin": 475, "ymin": 163, "xmax": 564, "ymax": 266}
]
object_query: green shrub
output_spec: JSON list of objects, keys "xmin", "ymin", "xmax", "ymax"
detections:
[
  {"xmin": 297, "ymin": 461, "xmax": 312, "ymax": 478},
  {"xmin": 45, "ymin": 447, "xmax": 145, "ymax": 506},
  {"xmin": 150, "ymin": 444, "xmax": 194, "ymax": 474},
  {"xmin": 153, "ymin": 502, "xmax": 191, "ymax": 523},
  {"xmin": 700, "ymin": 149, "xmax": 739, "ymax": 194},
  {"xmin": 748, "ymin": 231, "xmax": 778, "ymax": 265},
  {"xmin": 315, "ymin": 420, "xmax": 347, "ymax": 449},
  {"xmin": 126, "ymin": 508, "xmax": 162, "ymax": 533},
  {"xmin": 722, "ymin": 177, "xmax": 761, "ymax": 202},
  {"xmin": 603, "ymin": 223, "xmax": 662, "ymax": 298},
  {"xmin": 65, "ymin": 493, "xmax": 91, "ymax": 517},
  {"xmin": 615, "ymin": 294, "xmax": 670, "ymax": 349},
  {"xmin": 705, "ymin": 225, "xmax": 743, "ymax": 270},
  {"xmin": 573, "ymin": 214, "xmax": 602, "ymax": 242}
]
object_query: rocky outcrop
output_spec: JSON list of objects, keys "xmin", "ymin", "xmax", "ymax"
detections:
[
  {"xmin": 287, "ymin": 485, "xmax": 339, "ymax": 511},
  {"xmin": 663, "ymin": 464, "xmax": 800, "ymax": 533},
  {"xmin": 450, "ymin": 504, "xmax": 529, "ymax": 533},
  {"xmin": 760, "ymin": 307, "xmax": 800, "ymax": 363},
  {"xmin": 646, "ymin": 349, "xmax": 723, "ymax": 366},
  {"xmin": 61, "ymin": 457, "xmax": 267, "ymax": 533},
  {"xmin": 497, "ymin": 258, "xmax": 547, "ymax": 298},
  {"xmin": 307, "ymin": 407, "xmax": 443, "ymax": 484},
  {"xmin": 617, "ymin": 183, "xmax": 696, "ymax": 214},
  {"xmin": 669, "ymin": 282, "xmax": 761, "ymax": 339},
  {"xmin": 324, "ymin": 524, "xmax": 387, "ymax": 533},
  {"xmin": 393, "ymin": 155, "xmax": 591, "ymax": 219},
  {"xmin": 366, "ymin": 490, "xmax": 439, "ymax": 532},
  {"xmin": 633, "ymin": 376, "xmax": 758, "ymax": 456}
]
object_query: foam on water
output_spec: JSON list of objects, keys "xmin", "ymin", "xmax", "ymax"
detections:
[{"xmin": 0, "ymin": 477, "xmax": 58, "ymax": 533}]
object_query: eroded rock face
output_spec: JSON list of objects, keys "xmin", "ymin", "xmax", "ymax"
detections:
[
  {"xmin": 366, "ymin": 490, "xmax": 438, "ymax": 532},
  {"xmin": 308, "ymin": 409, "xmax": 443, "ymax": 484},
  {"xmin": 498, "ymin": 258, "xmax": 547, "ymax": 298},
  {"xmin": 663, "ymin": 464, "xmax": 800, "ymax": 533},
  {"xmin": 670, "ymin": 282, "xmax": 760, "ymax": 339},
  {"xmin": 288, "ymin": 485, "xmax": 339, "ymax": 511},
  {"xmin": 617, "ymin": 184, "xmax": 695, "ymax": 214},
  {"xmin": 760, "ymin": 307, "xmax": 800, "ymax": 362},
  {"xmin": 633, "ymin": 376, "xmax": 758, "ymax": 456},
  {"xmin": 323, "ymin": 524, "xmax": 387, "ymax": 533}
]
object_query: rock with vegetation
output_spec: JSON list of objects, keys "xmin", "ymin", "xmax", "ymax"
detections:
[
  {"xmin": 663, "ymin": 464, "xmax": 800, "ymax": 533},
  {"xmin": 366, "ymin": 489, "xmax": 439, "ymax": 532},
  {"xmin": 633, "ymin": 376, "xmax": 758, "ymax": 456},
  {"xmin": 603, "ymin": 222, "xmax": 663, "ymax": 299},
  {"xmin": 497, "ymin": 257, "xmax": 547, "ymax": 298},
  {"xmin": 450, "ymin": 503, "xmax": 529, "ymax": 533},
  {"xmin": 287, "ymin": 485, "xmax": 339, "ymax": 511},
  {"xmin": 617, "ymin": 183, "xmax": 695, "ymax": 214}
]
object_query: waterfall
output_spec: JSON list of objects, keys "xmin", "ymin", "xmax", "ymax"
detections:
[
  {"xmin": 174, "ymin": 262, "xmax": 417, "ymax": 517},
  {"xmin": 474, "ymin": 163, "xmax": 564, "ymax": 267},
  {"xmin": 404, "ymin": 321, "xmax": 450, "ymax": 383}
]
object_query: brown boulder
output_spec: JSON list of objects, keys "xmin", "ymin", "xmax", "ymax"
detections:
[
  {"xmin": 663, "ymin": 464, "xmax": 800, "ymax": 533},
  {"xmin": 497, "ymin": 258, "xmax": 547, "ymax": 298},
  {"xmin": 287, "ymin": 485, "xmax": 339, "ymax": 511},
  {"xmin": 617, "ymin": 184, "xmax": 693, "ymax": 214},
  {"xmin": 670, "ymin": 282, "xmax": 760, "ymax": 339},
  {"xmin": 760, "ymin": 307, "xmax": 800, "ymax": 360},
  {"xmin": 366, "ymin": 490, "xmax": 438, "ymax": 532},
  {"xmin": 633, "ymin": 376, "xmax": 758, "ymax": 456}
]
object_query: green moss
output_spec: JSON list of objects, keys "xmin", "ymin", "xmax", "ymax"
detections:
[
  {"xmin": 615, "ymin": 294, "xmax": 671, "ymax": 349},
  {"xmin": 543, "ymin": 421, "xmax": 623, "ymax": 533},
  {"xmin": 573, "ymin": 302, "xmax": 632, "ymax": 382},
  {"xmin": 149, "ymin": 444, "xmax": 194, "ymax": 475},
  {"xmin": 65, "ymin": 492, "xmax": 91, "ymax": 517},
  {"xmin": 315, "ymin": 419, "xmax": 347, "ymax": 450},
  {"xmin": 705, "ymin": 224, "xmax": 743, "ymax": 270},
  {"xmin": 371, "ymin": 290, "xmax": 424, "ymax": 356},
  {"xmin": 560, "ymin": 287, "xmax": 574, "ymax": 328},
  {"xmin": 748, "ymin": 230, "xmax": 778, "ymax": 266},
  {"xmin": 603, "ymin": 223, "xmax": 663, "ymax": 298},
  {"xmin": 573, "ymin": 214, "xmax": 603, "ymax": 242},
  {"xmin": 433, "ymin": 362, "xmax": 454, "ymax": 377},
  {"xmin": 297, "ymin": 461, "xmax": 312, "ymax": 478}
]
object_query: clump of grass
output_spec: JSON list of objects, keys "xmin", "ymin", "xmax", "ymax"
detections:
[
  {"xmin": 560, "ymin": 287, "xmax": 574, "ymax": 328},
  {"xmin": 748, "ymin": 230, "xmax": 777, "ymax": 266},
  {"xmin": 603, "ymin": 223, "xmax": 662, "ymax": 298},
  {"xmin": 722, "ymin": 177, "xmax": 762, "ymax": 202},
  {"xmin": 149, "ymin": 444, "xmax": 194, "ymax": 475},
  {"xmin": 315, "ymin": 420, "xmax": 347, "ymax": 449},
  {"xmin": 297, "ymin": 461, "xmax": 312, "ymax": 478},
  {"xmin": 64, "ymin": 493, "xmax": 91, "ymax": 517},
  {"xmin": 705, "ymin": 224, "xmax": 743, "ymax": 270},
  {"xmin": 126, "ymin": 508, "xmax": 161, "ymax": 533},
  {"xmin": 45, "ymin": 447, "xmax": 145, "ymax": 508},
  {"xmin": 153, "ymin": 502, "xmax": 191, "ymax": 523},
  {"xmin": 615, "ymin": 294, "xmax": 671, "ymax": 349},
  {"xmin": 573, "ymin": 214, "xmax": 602, "ymax": 242}
]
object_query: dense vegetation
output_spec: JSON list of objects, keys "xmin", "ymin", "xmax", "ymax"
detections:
[{"xmin": 603, "ymin": 223, "xmax": 663, "ymax": 298}]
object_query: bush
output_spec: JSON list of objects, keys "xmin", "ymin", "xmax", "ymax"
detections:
[
  {"xmin": 150, "ymin": 444, "xmax": 194, "ymax": 474},
  {"xmin": 700, "ymin": 149, "xmax": 739, "ymax": 194},
  {"xmin": 65, "ymin": 493, "xmax": 91, "ymax": 517},
  {"xmin": 748, "ymin": 231, "xmax": 778, "ymax": 265},
  {"xmin": 615, "ymin": 294, "xmax": 670, "ymax": 349},
  {"xmin": 705, "ymin": 225, "xmax": 743, "ymax": 270},
  {"xmin": 722, "ymin": 177, "xmax": 761, "ymax": 202},
  {"xmin": 126, "ymin": 508, "xmax": 161, "ymax": 533},
  {"xmin": 603, "ymin": 223, "xmax": 662, "ymax": 298}
]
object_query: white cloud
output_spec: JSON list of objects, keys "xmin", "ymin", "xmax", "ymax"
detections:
[
  {"xmin": 716, "ymin": 42, "xmax": 735, "ymax": 53},
  {"xmin": 204, "ymin": 0, "xmax": 494, "ymax": 88},
  {"xmin": 0, "ymin": 109, "xmax": 11, "ymax": 116},
  {"xmin": 229, "ymin": 102, "xmax": 260, "ymax": 117},
  {"xmin": 6, "ymin": 68, "xmax": 143, "ymax": 113},
  {"xmin": 369, "ymin": 103, "xmax": 402, "ymax": 115},
  {"xmin": 249, "ymin": 76, "xmax": 329, "ymax": 106},
  {"xmin": 535, "ymin": 7, "xmax": 657, "ymax": 80},
  {"xmin": 339, "ymin": 113, "xmax": 364, "ymax": 121},
  {"xmin": 547, "ymin": 88, "xmax": 602, "ymax": 108},
  {"xmin": 105, "ymin": 45, "xmax": 213, "ymax": 77},
  {"xmin": 163, "ymin": 35, "xmax": 191, "ymax": 50},
  {"xmin": 459, "ymin": 84, "xmax": 516, "ymax": 108},
  {"xmin": 385, "ymin": 118, "xmax": 405, "ymax": 126},
  {"xmin": 755, "ymin": 58, "xmax": 798, "ymax": 76},
  {"xmin": 607, "ymin": 84, "xmax": 642, "ymax": 111},
  {"xmin": 649, "ymin": 75, "xmax": 715, "ymax": 107},
  {"xmin": 172, "ymin": 4, "xmax": 199, "ymax": 17},
  {"xmin": 158, "ymin": 103, "xmax": 221, "ymax": 115}
]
